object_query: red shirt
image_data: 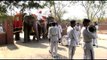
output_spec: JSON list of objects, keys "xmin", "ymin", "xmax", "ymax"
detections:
[{"xmin": 13, "ymin": 20, "xmax": 22, "ymax": 29}]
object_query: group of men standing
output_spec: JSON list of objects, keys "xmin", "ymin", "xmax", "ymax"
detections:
[{"xmin": 48, "ymin": 18, "xmax": 98, "ymax": 59}]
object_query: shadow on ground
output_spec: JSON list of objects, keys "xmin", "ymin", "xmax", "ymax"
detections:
[
  {"xmin": 98, "ymin": 45, "xmax": 107, "ymax": 49},
  {"xmin": 15, "ymin": 38, "xmax": 49, "ymax": 48},
  {"xmin": 6, "ymin": 43, "xmax": 19, "ymax": 50},
  {"xmin": 58, "ymin": 46, "xmax": 66, "ymax": 51},
  {"xmin": 57, "ymin": 53, "xmax": 68, "ymax": 59}
]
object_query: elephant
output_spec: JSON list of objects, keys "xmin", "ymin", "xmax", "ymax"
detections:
[
  {"xmin": 23, "ymin": 15, "xmax": 34, "ymax": 42},
  {"xmin": 23, "ymin": 15, "xmax": 55, "ymax": 42}
]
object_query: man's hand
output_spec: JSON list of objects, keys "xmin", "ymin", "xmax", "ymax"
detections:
[{"xmin": 49, "ymin": 39, "xmax": 50, "ymax": 42}]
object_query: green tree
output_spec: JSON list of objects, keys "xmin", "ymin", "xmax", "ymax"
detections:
[{"xmin": 0, "ymin": 1, "xmax": 8, "ymax": 16}]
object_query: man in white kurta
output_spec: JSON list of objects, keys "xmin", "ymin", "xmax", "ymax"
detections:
[
  {"xmin": 93, "ymin": 22, "xmax": 98, "ymax": 47},
  {"xmin": 68, "ymin": 20, "xmax": 78, "ymax": 59},
  {"xmin": 48, "ymin": 22, "xmax": 60, "ymax": 58},
  {"xmin": 56, "ymin": 23, "xmax": 62, "ymax": 43},
  {"xmin": 75, "ymin": 23, "xmax": 81, "ymax": 45},
  {"xmin": 83, "ymin": 19, "xmax": 96, "ymax": 59},
  {"xmin": 67, "ymin": 25, "xmax": 73, "ymax": 46}
]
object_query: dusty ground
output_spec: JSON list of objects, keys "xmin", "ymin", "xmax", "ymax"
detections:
[{"xmin": 0, "ymin": 33, "xmax": 107, "ymax": 59}]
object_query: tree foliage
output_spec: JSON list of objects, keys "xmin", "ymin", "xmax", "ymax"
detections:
[
  {"xmin": 43, "ymin": 1, "xmax": 77, "ymax": 22},
  {"xmin": 81, "ymin": 1, "xmax": 107, "ymax": 21}
]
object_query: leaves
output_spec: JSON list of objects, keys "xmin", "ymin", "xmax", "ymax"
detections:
[{"xmin": 81, "ymin": 1, "xmax": 107, "ymax": 21}]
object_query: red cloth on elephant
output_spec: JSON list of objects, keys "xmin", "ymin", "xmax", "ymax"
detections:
[
  {"xmin": 13, "ymin": 20, "xmax": 22, "ymax": 29},
  {"xmin": 42, "ymin": 16, "xmax": 46, "ymax": 21}
]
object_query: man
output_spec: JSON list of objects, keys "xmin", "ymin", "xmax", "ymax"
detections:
[
  {"xmin": 32, "ymin": 15, "xmax": 39, "ymax": 41},
  {"xmin": 92, "ymin": 22, "xmax": 98, "ymax": 47},
  {"xmin": 55, "ymin": 22, "xmax": 62, "ymax": 43},
  {"xmin": 82, "ymin": 19, "xmax": 96, "ymax": 59},
  {"xmin": 75, "ymin": 23, "xmax": 81, "ymax": 45},
  {"xmin": 68, "ymin": 20, "xmax": 78, "ymax": 59},
  {"xmin": 13, "ymin": 17, "xmax": 22, "ymax": 41},
  {"xmin": 67, "ymin": 23, "xmax": 73, "ymax": 46},
  {"xmin": 48, "ymin": 22, "xmax": 60, "ymax": 58}
]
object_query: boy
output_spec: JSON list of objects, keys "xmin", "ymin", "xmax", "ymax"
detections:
[
  {"xmin": 68, "ymin": 20, "xmax": 78, "ymax": 59},
  {"xmin": 75, "ymin": 23, "xmax": 81, "ymax": 45},
  {"xmin": 55, "ymin": 22, "xmax": 62, "ymax": 43},
  {"xmin": 48, "ymin": 22, "xmax": 60, "ymax": 58},
  {"xmin": 82, "ymin": 19, "xmax": 96, "ymax": 59},
  {"xmin": 92, "ymin": 22, "xmax": 98, "ymax": 47}
]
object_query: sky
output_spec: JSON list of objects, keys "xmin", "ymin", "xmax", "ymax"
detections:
[{"xmin": 62, "ymin": 2, "xmax": 86, "ymax": 20}]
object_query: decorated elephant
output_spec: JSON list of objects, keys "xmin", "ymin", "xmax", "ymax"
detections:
[
  {"xmin": 23, "ymin": 14, "xmax": 55, "ymax": 42},
  {"xmin": 23, "ymin": 15, "xmax": 34, "ymax": 42}
]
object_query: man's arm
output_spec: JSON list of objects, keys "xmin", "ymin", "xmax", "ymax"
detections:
[
  {"xmin": 68, "ymin": 30, "xmax": 73, "ymax": 41},
  {"xmin": 47, "ymin": 27, "xmax": 51, "ymax": 41},
  {"xmin": 87, "ymin": 30, "xmax": 96, "ymax": 39}
]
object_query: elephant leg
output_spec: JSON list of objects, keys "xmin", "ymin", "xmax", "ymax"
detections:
[
  {"xmin": 38, "ymin": 24, "xmax": 42, "ymax": 40},
  {"xmin": 24, "ymin": 27, "xmax": 29, "ymax": 42},
  {"xmin": 33, "ymin": 33, "xmax": 36, "ymax": 40},
  {"xmin": 42, "ymin": 26, "xmax": 47, "ymax": 39},
  {"xmin": 27, "ymin": 26, "xmax": 31, "ymax": 42}
]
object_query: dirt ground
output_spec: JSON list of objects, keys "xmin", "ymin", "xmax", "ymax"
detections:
[{"xmin": 0, "ymin": 33, "xmax": 107, "ymax": 59}]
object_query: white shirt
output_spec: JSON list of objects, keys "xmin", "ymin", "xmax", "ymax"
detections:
[
  {"xmin": 37, "ymin": 14, "xmax": 42, "ymax": 20},
  {"xmin": 81, "ymin": 27, "xmax": 85, "ymax": 37},
  {"xmin": 75, "ymin": 25, "xmax": 81, "ymax": 41},
  {"xmin": 68, "ymin": 27, "xmax": 78, "ymax": 46},
  {"xmin": 67, "ymin": 26, "xmax": 73, "ymax": 45},
  {"xmin": 55, "ymin": 25, "xmax": 62, "ymax": 39},
  {"xmin": 95, "ymin": 25, "xmax": 98, "ymax": 30},
  {"xmin": 67, "ymin": 26, "xmax": 73, "ymax": 36},
  {"xmin": 75, "ymin": 25, "xmax": 81, "ymax": 32},
  {"xmin": 48, "ymin": 26, "xmax": 60, "ymax": 42},
  {"xmin": 58, "ymin": 24, "xmax": 62, "ymax": 33}
]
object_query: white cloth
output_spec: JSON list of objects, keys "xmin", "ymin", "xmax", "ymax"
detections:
[
  {"xmin": 68, "ymin": 27, "xmax": 78, "ymax": 59},
  {"xmin": 37, "ymin": 14, "xmax": 42, "ymax": 20},
  {"xmin": 95, "ymin": 25, "xmax": 98, "ymax": 30},
  {"xmin": 58, "ymin": 25, "xmax": 62, "ymax": 33},
  {"xmin": 83, "ymin": 42, "xmax": 94, "ymax": 59},
  {"xmin": 92, "ymin": 25, "xmax": 98, "ymax": 46},
  {"xmin": 68, "ymin": 27, "xmax": 78, "ymax": 46},
  {"xmin": 0, "ymin": 26, "xmax": 3, "ymax": 33},
  {"xmin": 75, "ymin": 25, "xmax": 81, "ymax": 43},
  {"xmin": 55, "ymin": 25, "xmax": 62, "ymax": 39},
  {"xmin": 69, "ymin": 46, "xmax": 76, "ymax": 59},
  {"xmin": 67, "ymin": 26, "xmax": 73, "ymax": 45},
  {"xmin": 81, "ymin": 27, "xmax": 85, "ymax": 37},
  {"xmin": 80, "ymin": 27, "xmax": 85, "ymax": 46},
  {"xmin": 83, "ymin": 28, "xmax": 96, "ymax": 59}
]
